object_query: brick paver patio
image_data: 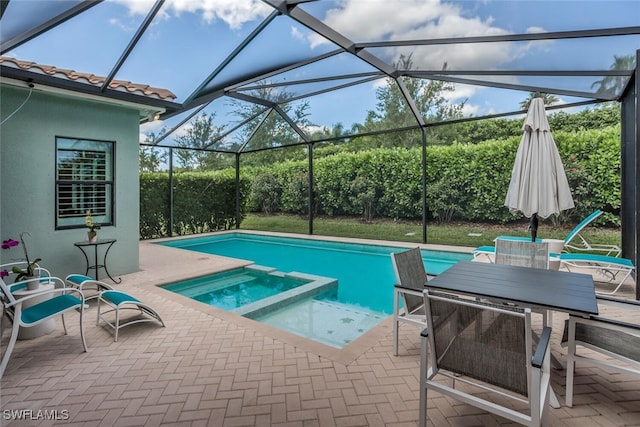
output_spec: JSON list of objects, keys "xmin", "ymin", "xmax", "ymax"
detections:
[{"xmin": 1, "ymin": 234, "xmax": 639, "ymax": 426}]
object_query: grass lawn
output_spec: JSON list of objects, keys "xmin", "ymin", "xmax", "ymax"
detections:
[{"xmin": 240, "ymin": 214, "xmax": 622, "ymax": 250}]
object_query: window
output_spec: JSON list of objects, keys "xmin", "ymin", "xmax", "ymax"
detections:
[{"xmin": 56, "ymin": 137, "xmax": 114, "ymax": 229}]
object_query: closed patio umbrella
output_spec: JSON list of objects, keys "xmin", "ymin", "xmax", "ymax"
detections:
[{"xmin": 504, "ymin": 97, "xmax": 574, "ymax": 241}]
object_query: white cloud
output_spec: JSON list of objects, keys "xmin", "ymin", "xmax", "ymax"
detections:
[
  {"xmin": 304, "ymin": 0, "xmax": 544, "ymax": 118},
  {"xmin": 291, "ymin": 26, "xmax": 306, "ymax": 43},
  {"xmin": 310, "ymin": 0, "xmax": 529, "ymax": 73},
  {"xmin": 115, "ymin": 0, "xmax": 271, "ymax": 30}
]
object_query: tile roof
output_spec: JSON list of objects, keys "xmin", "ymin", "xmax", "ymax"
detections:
[{"xmin": 0, "ymin": 56, "xmax": 176, "ymax": 101}]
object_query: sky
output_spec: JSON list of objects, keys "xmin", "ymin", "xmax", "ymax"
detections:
[{"xmin": 4, "ymin": 0, "xmax": 639, "ymax": 142}]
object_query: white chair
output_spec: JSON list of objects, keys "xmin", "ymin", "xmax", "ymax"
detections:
[
  {"xmin": 65, "ymin": 274, "xmax": 113, "ymax": 302},
  {"xmin": 563, "ymin": 295, "xmax": 640, "ymax": 407},
  {"xmin": 563, "ymin": 210, "xmax": 621, "ymax": 257},
  {"xmin": 419, "ymin": 290, "xmax": 551, "ymax": 427},
  {"xmin": 390, "ymin": 247, "xmax": 429, "ymax": 356},
  {"xmin": 0, "ymin": 276, "xmax": 87, "ymax": 377},
  {"xmin": 559, "ymin": 254, "xmax": 635, "ymax": 295},
  {"xmin": 96, "ymin": 290, "xmax": 165, "ymax": 342}
]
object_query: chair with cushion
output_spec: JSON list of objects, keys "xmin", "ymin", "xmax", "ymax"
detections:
[
  {"xmin": 390, "ymin": 247, "xmax": 429, "ymax": 356},
  {"xmin": 96, "ymin": 290, "xmax": 165, "ymax": 342},
  {"xmin": 1, "ymin": 262, "xmax": 51, "ymax": 292},
  {"xmin": 65, "ymin": 274, "xmax": 113, "ymax": 302},
  {"xmin": 562, "ymin": 210, "xmax": 621, "ymax": 257},
  {"xmin": 559, "ymin": 253, "xmax": 635, "ymax": 295},
  {"xmin": 0, "ymin": 276, "xmax": 87, "ymax": 377},
  {"xmin": 562, "ymin": 295, "xmax": 640, "ymax": 407},
  {"xmin": 419, "ymin": 289, "xmax": 551, "ymax": 427}
]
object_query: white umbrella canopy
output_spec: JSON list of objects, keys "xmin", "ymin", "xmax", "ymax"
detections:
[{"xmin": 504, "ymin": 97, "xmax": 575, "ymax": 240}]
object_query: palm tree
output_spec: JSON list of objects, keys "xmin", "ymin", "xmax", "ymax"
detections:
[
  {"xmin": 591, "ymin": 54, "xmax": 635, "ymax": 96},
  {"xmin": 519, "ymin": 92, "xmax": 559, "ymax": 110}
]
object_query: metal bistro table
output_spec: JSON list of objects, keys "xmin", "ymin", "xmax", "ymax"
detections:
[
  {"xmin": 74, "ymin": 238, "xmax": 122, "ymax": 283},
  {"xmin": 425, "ymin": 261, "xmax": 598, "ymax": 408}
]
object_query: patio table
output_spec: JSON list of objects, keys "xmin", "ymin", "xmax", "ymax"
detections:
[
  {"xmin": 425, "ymin": 260, "xmax": 598, "ymax": 408},
  {"xmin": 426, "ymin": 261, "xmax": 598, "ymax": 316}
]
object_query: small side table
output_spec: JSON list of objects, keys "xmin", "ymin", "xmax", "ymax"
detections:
[
  {"xmin": 13, "ymin": 283, "xmax": 56, "ymax": 340},
  {"xmin": 73, "ymin": 239, "xmax": 122, "ymax": 283}
]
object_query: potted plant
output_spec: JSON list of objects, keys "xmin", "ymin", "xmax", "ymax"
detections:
[
  {"xmin": 85, "ymin": 210, "xmax": 101, "ymax": 243},
  {"xmin": 1, "ymin": 232, "xmax": 42, "ymax": 289}
]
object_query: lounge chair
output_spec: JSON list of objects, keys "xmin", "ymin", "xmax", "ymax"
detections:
[
  {"xmin": 473, "ymin": 209, "xmax": 621, "ymax": 260},
  {"xmin": 390, "ymin": 247, "xmax": 429, "ymax": 356},
  {"xmin": 562, "ymin": 296, "xmax": 640, "ymax": 407},
  {"xmin": 419, "ymin": 289, "xmax": 551, "ymax": 426},
  {"xmin": 96, "ymin": 290, "xmax": 165, "ymax": 342},
  {"xmin": 0, "ymin": 276, "xmax": 88, "ymax": 377},
  {"xmin": 559, "ymin": 253, "xmax": 635, "ymax": 295},
  {"xmin": 563, "ymin": 210, "xmax": 621, "ymax": 256}
]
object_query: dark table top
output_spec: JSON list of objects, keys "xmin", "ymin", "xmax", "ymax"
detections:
[
  {"xmin": 74, "ymin": 238, "xmax": 116, "ymax": 247},
  {"xmin": 427, "ymin": 261, "xmax": 598, "ymax": 316}
]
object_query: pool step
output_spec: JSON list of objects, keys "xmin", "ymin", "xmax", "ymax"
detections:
[
  {"xmin": 234, "ymin": 272, "xmax": 338, "ymax": 318},
  {"xmin": 257, "ymin": 298, "xmax": 386, "ymax": 348}
]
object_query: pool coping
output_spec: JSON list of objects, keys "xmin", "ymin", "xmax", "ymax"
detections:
[{"xmin": 137, "ymin": 230, "xmax": 475, "ymax": 365}]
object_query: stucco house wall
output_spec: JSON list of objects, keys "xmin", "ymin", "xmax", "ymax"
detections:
[{"xmin": 0, "ymin": 83, "xmax": 141, "ymax": 280}]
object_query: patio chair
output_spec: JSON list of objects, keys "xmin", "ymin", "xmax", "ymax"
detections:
[
  {"xmin": 419, "ymin": 290, "xmax": 551, "ymax": 427},
  {"xmin": 96, "ymin": 290, "xmax": 165, "ymax": 342},
  {"xmin": 0, "ymin": 276, "xmax": 87, "ymax": 377},
  {"xmin": 495, "ymin": 240, "xmax": 553, "ymax": 326},
  {"xmin": 495, "ymin": 239, "xmax": 550, "ymax": 269},
  {"xmin": 65, "ymin": 274, "xmax": 113, "ymax": 302},
  {"xmin": 559, "ymin": 253, "xmax": 635, "ymax": 295},
  {"xmin": 390, "ymin": 247, "xmax": 429, "ymax": 356},
  {"xmin": 562, "ymin": 295, "xmax": 640, "ymax": 407},
  {"xmin": 0, "ymin": 261, "xmax": 51, "ymax": 292}
]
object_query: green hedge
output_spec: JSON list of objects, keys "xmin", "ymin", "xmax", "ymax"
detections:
[
  {"xmin": 140, "ymin": 125, "xmax": 621, "ymax": 238},
  {"xmin": 244, "ymin": 126, "xmax": 621, "ymax": 226},
  {"xmin": 140, "ymin": 170, "xmax": 250, "ymax": 239}
]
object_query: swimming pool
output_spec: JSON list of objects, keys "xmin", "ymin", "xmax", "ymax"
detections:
[{"xmin": 158, "ymin": 232, "xmax": 472, "ymax": 347}]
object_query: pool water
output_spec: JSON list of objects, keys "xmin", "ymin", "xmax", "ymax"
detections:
[
  {"xmin": 162, "ymin": 268, "xmax": 310, "ymax": 311},
  {"xmin": 158, "ymin": 233, "xmax": 472, "ymax": 348}
]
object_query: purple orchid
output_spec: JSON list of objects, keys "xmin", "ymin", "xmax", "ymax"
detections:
[{"xmin": 1, "ymin": 239, "xmax": 19, "ymax": 250}]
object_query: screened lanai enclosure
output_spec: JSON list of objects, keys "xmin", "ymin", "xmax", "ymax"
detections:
[{"xmin": 1, "ymin": 0, "xmax": 639, "ymax": 291}]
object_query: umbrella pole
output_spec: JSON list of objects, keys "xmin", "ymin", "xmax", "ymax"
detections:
[{"xmin": 529, "ymin": 213, "xmax": 539, "ymax": 242}]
